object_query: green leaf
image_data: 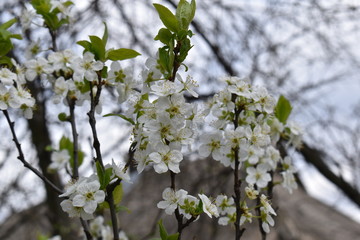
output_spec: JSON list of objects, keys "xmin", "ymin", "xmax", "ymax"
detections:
[
  {"xmin": 176, "ymin": 0, "xmax": 192, "ymax": 30},
  {"xmin": 178, "ymin": 37, "xmax": 192, "ymax": 63},
  {"xmin": 77, "ymin": 40, "xmax": 92, "ymax": 52},
  {"xmin": 154, "ymin": 28, "xmax": 173, "ymax": 45},
  {"xmin": 102, "ymin": 22, "xmax": 108, "ymax": 47},
  {"xmin": 0, "ymin": 56, "xmax": 13, "ymax": 67},
  {"xmin": 59, "ymin": 136, "xmax": 84, "ymax": 170},
  {"xmin": 0, "ymin": 18, "xmax": 17, "ymax": 30},
  {"xmin": 103, "ymin": 113, "xmax": 135, "ymax": 125},
  {"xmin": 158, "ymin": 220, "xmax": 168, "ymax": 240},
  {"xmin": 158, "ymin": 47, "xmax": 172, "ymax": 74},
  {"xmin": 113, "ymin": 184, "xmax": 123, "ymax": 205},
  {"xmin": 153, "ymin": 3, "xmax": 179, "ymax": 33},
  {"xmin": 102, "ymin": 167, "xmax": 113, "ymax": 189},
  {"xmin": 89, "ymin": 35, "xmax": 106, "ymax": 61},
  {"xmin": 167, "ymin": 233, "xmax": 180, "ymax": 240},
  {"xmin": 275, "ymin": 95, "xmax": 292, "ymax": 124},
  {"xmin": 106, "ymin": 48, "xmax": 141, "ymax": 61},
  {"xmin": 9, "ymin": 34, "xmax": 22, "ymax": 40},
  {"xmin": 96, "ymin": 161, "xmax": 105, "ymax": 188}
]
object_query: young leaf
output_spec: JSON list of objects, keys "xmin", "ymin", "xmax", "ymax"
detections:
[
  {"xmin": 167, "ymin": 233, "xmax": 180, "ymax": 240},
  {"xmin": 103, "ymin": 113, "xmax": 135, "ymax": 125},
  {"xmin": 275, "ymin": 95, "xmax": 292, "ymax": 124},
  {"xmin": 96, "ymin": 161, "xmax": 105, "ymax": 188},
  {"xmin": 158, "ymin": 219, "xmax": 168, "ymax": 240},
  {"xmin": 0, "ymin": 18, "xmax": 17, "ymax": 30},
  {"xmin": 76, "ymin": 40, "xmax": 92, "ymax": 52},
  {"xmin": 106, "ymin": 48, "xmax": 141, "ymax": 61},
  {"xmin": 154, "ymin": 28, "xmax": 173, "ymax": 45},
  {"xmin": 113, "ymin": 184, "xmax": 124, "ymax": 205},
  {"xmin": 102, "ymin": 22, "xmax": 108, "ymax": 46},
  {"xmin": 153, "ymin": 3, "xmax": 179, "ymax": 33},
  {"xmin": 176, "ymin": 0, "xmax": 192, "ymax": 29},
  {"xmin": 89, "ymin": 35, "xmax": 106, "ymax": 61}
]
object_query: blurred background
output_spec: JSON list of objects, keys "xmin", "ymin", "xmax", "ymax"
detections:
[{"xmin": 1, "ymin": 0, "xmax": 360, "ymax": 239}]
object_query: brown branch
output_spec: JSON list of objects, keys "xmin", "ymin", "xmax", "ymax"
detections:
[
  {"xmin": 2, "ymin": 110, "xmax": 63, "ymax": 195},
  {"xmin": 300, "ymin": 142, "xmax": 360, "ymax": 207}
]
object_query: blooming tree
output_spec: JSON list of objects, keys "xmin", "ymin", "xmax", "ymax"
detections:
[{"xmin": 0, "ymin": 0, "xmax": 302, "ymax": 239}]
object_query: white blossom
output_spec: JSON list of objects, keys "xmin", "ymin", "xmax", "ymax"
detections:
[
  {"xmin": 72, "ymin": 180, "xmax": 105, "ymax": 214},
  {"xmin": 157, "ymin": 187, "xmax": 188, "ymax": 215},
  {"xmin": 245, "ymin": 164, "xmax": 272, "ymax": 188},
  {"xmin": 198, "ymin": 194, "xmax": 219, "ymax": 218},
  {"xmin": 49, "ymin": 149, "xmax": 70, "ymax": 171},
  {"xmin": 149, "ymin": 144, "xmax": 183, "ymax": 174}
]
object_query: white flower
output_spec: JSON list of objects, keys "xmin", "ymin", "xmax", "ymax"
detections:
[
  {"xmin": 149, "ymin": 144, "xmax": 183, "ymax": 174},
  {"xmin": 198, "ymin": 194, "xmax": 219, "ymax": 218},
  {"xmin": 155, "ymin": 93, "xmax": 191, "ymax": 118},
  {"xmin": 199, "ymin": 132, "xmax": 224, "ymax": 161},
  {"xmin": 71, "ymin": 52, "xmax": 103, "ymax": 82},
  {"xmin": 281, "ymin": 169, "xmax": 298, "ymax": 194},
  {"xmin": 260, "ymin": 206, "xmax": 275, "ymax": 233},
  {"xmin": 260, "ymin": 194, "xmax": 276, "ymax": 216},
  {"xmin": 134, "ymin": 148, "xmax": 151, "ymax": 174},
  {"xmin": 178, "ymin": 74, "xmax": 199, "ymax": 98},
  {"xmin": 0, "ymin": 68, "xmax": 17, "ymax": 85},
  {"xmin": 151, "ymin": 80, "xmax": 182, "ymax": 96},
  {"xmin": 60, "ymin": 199, "xmax": 93, "ymax": 220},
  {"xmin": 111, "ymin": 159, "xmax": 131, "ymax": 183},
  {"xmin": 227, "ymin": 78, "xmax": 251, "ymax": 98},
  {"xmin": 157, "ymin": 187, "xmax": 188, "ymax": 215},
  {"xmin": 49, "ymin": 149, "xmax": 70, "ymax": 171},
  {"xmin": 245, "ymin": 184, "xmax": 259, "ymax": 200},
  {"xmin": 72, "ymin": 180, "xmax": 105, "ymax": 214},
  {"xmin": 8, "ymin": 86, "xmax": 33, "ymax": 108},
  {"xmin": 25, "ymin": 57, "xmax": 53, "ymax": 81},
  {"xmin": 245, "ymin": 164, "xmax": 271, "ymax": 188},
  {"xmin": 118, "ymin": 231, "xmax": 129, "ymax": 240},
  {"xmin": 0, "ymin": 84, "xmax": 9, "ymax": 110},
  {"xmin": 48, "ymin": 49, "xmax": 76, "ymax": 71},
  {"xmin": 48, "ymin": 235, "xmax": 61, "ymax": 240},
  {"xmin": 215, "ymin": 194, "xmax": 234, "ymax": 215},
  {"xmin": 20, "ymin": 9, "xmax": 35, "ymax": 32},
  {"xmin": 89, "ymin": 216, "xmax": 104, "ymax": 237}
]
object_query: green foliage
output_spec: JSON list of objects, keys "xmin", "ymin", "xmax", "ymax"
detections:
[
  {"xmin": 59, "ymin": 136, "xmax": 84, "ymax": 169},
  {"xmin": 77, "ymin": 23, "xmax": 141, "ymax": 62},
  {"xmin": 275, "ymin": 95, "xmax": 292, "ymax": 124},
  {"xmin": 176, "ymin": 0, "xmax": 196, "ymax": 30},
  {"xmin": 156, "ymin": 220, "xmax": 180, "ymax": 240},
  {"xmin": 96, "ymin": 161, "xmax": 113, "ymax": 190},
  {"xmin": 103, "ymin": 113, "xmax": 135, "ymax": 125},
  {"xmin": 153, "ymin": 4, "xmax": 180, "ymax": 33},
  {"xmin": 0, "ymin": 18, "xmax": 22, "ymax": 62},
  {"xmin": 106, "ymin": 48, "xmax": 141, "ymax": 61},
  {"xmin": 153, "ymin": 1, "xmax": 195, "ymax": 79},
  {"xmin": 31, "ymin": 0, "xmax": 73, "ymax": 30},
  {"xmin": 154, "ymin": 28, "xmax": 174, "ymax": 45},
  {"xmin": 113, "ymin": 183, "xmax": 123, "ymax": 205}
]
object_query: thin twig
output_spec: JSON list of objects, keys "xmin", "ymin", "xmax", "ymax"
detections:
[
  {"xmin": 2, "ymin": 110, "xmax": 63, "ymax": 195},
  {"xmin": 68, "ymin": 98, "xmax": 79, "ymax": 179},
  {"xmin": 80, "ymin": 218, "xmax": 93, "ymax": 240},
  {"xmin": 87, "ymin": 77, "xmax": 119, "ymax": 239}
]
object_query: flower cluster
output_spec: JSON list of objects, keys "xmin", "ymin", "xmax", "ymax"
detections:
[
  {"xmin": 59, "ymin": 177, "xmax": 105, "ymax": 220},
  {"xmin": 157, "ymin": 188, "xmax": 219, "ymax": 220},
  {"xmin": 129, "ymin": 58, "xmax": 202, "ymax": 174},
  {"xmin": 0, "ymin": 61, "xmax": 35, "ymax": 118},
  {"xmin": 197, "ymin": 77, "xmax": 301, "ymax": 232}
]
